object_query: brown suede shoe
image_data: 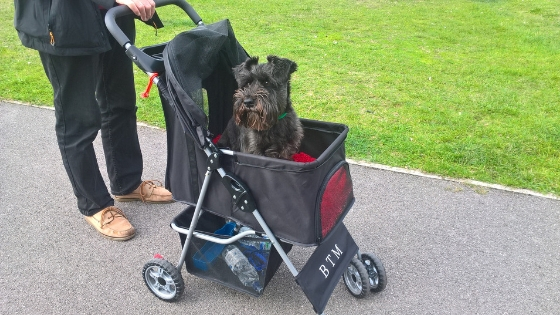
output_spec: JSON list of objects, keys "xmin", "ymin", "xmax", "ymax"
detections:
[
  {"xmin": 114, "ymin": 180, "xmax": 173, "ymax": 203},
  {"xmin": 85, "ymin": 206, "xmax": 136, "ymax": 241}
]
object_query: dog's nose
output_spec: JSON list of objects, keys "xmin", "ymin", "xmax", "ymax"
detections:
[{"xmin": 243, "ymin": 98, "xmax": 255, "ymax": 108}]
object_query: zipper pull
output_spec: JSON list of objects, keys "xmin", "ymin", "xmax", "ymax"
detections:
[
  {"xmin": 48, "ymin": 25, "xmax": 55, "ymax": 46},
  {"xmin": 152, "ymin": 21, "xmax": 158, "ymax": 36}
]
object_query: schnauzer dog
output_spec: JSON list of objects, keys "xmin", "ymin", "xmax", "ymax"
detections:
[{"xmin": 217, "ymin": 55, "xmax": 304, "ymax": 160}]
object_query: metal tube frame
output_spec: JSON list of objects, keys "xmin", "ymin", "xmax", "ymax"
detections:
[{"xmin": 172, "ymin": 143, "xmax": 300, "ymax": 277}]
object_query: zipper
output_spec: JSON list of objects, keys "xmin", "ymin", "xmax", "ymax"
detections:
[{"xmin": 47, "ymin": 0, "xmax": 54, "ymax": 46}]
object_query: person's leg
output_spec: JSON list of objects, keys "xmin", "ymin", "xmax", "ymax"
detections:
[
  {"xmin": 97, "ymin": 15, "xmax": 143, "ymax": 196},
  {"xmin": 39, "ymin": 51, "xmax": 135, "ymax": 241},
  {"xmin": 39, "ymin": 52, "xmax": 113, "ymax": 216}
]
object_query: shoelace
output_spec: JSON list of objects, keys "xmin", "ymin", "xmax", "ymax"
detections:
[
  {"xmin": 99, "ymin": 206, "xmax": 127, "ymax": 228},
  {"xmin": 139, "ymin": 180, "xmax": 164, "ymax": 202}
]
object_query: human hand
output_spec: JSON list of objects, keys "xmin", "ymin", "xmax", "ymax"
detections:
[{"xmin": 115, "ymin": 0, "xmax": 156, "ymax": 21}]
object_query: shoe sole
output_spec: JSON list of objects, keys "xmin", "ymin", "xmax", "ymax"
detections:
[
  {"xmin": 99, "ymin": 232, "xmax": 136, "ymax": 241},
  {"xmin": 114, "ymin": 196, "xmax": 174, "ymax": 204}
]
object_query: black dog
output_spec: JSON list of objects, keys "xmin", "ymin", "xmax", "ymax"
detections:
[{"xmin": 217, "ymin": 55, "xmax": 303, "ymax": 160}]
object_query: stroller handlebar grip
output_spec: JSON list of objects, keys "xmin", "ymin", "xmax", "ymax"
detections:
[
  {"xmin": 105, "ymin": 0, "xmax": 202, "ymax": 73},
  {"xmin": 105, "ymin": 0, "xmax": 202, "ymax": 47}
]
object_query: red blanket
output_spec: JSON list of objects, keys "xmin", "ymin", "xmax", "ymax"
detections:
[{"xmin": 212, "ymin": 135, "xmax": 316, "ymax": 163}]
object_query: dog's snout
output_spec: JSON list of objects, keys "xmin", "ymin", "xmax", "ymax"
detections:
[{"xmin": 243, "ymin": 97, "xmax": 255, "ymax": 108}]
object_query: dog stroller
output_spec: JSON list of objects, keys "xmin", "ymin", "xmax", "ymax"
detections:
[{"xmin": 106, "ymin": 1, "xmax": 386, "ymax": 313}]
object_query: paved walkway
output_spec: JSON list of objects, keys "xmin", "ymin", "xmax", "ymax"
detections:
[{"xmin": 1, "ymin": 101, "xmax": 559, "ymax": 314}]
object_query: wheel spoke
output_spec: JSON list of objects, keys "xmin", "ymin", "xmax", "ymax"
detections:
[
  {"xmin": 365, "ymin": 261, "xmax": 376, "ymax": 279},
  {"xmin": 364, "ymin": 259, "xmax": 379, "ymax": 287},
  {"xmin": 149, "ymin": 268, "xmax": 161, "ymax": 280},
  {"xmin": 164, "ymin": 282, "xmax": 176, "ymax": 293}
]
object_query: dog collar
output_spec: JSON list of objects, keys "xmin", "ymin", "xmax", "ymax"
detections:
[{"xmin": 278, "ymin": 112, "xmax": 287, "ymax": 120}]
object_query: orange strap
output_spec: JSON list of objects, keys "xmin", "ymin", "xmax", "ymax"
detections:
[{"xmin": 141, "ymin": 73, "xmax": 159, "ymax": 98}]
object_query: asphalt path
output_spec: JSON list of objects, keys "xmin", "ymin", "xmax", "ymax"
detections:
[{"xmin": 1, "ymin": 101, "xmax": 559, "ymax": 315}]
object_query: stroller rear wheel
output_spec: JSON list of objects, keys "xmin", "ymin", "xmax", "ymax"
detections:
[
  {"xmin": 361, "ymin": 252, "xmax": 387, "ymax": 292},
  {"xmin": 343, "ymin": 257, "xmax": 370, "ymax": 298},
  {"xmin": 143, "ymin": 258, "xmax": 185, "ymax": 301}
]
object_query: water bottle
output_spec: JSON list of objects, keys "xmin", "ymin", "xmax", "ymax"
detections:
[
  {"xmin": 222, "ymin": 245, "xmax": 263, "ymax": 293},
  {"xmin": 238, "ymin": 226, "xmax": 271, "ymax": 250}
]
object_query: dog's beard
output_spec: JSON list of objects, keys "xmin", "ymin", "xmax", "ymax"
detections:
[{"xmin": 233, "ymin": 89, "xmax": 276, "ymax": 131}]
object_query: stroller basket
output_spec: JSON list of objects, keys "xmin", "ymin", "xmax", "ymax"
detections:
[
  {"xmin": 164, "ymin": 106, "xmax": 356, "ymax": 246},
  {"xmin": 173, "ymin": 207, "xmax": 292, "ymax": 296}
]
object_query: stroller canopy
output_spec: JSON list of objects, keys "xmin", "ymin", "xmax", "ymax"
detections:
[{"xmin": 162, "ymin": 19, "xmax": 248, "ymax": 148}]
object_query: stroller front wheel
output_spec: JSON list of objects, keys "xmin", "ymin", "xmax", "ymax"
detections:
[
  {"xmin": 343, "ymin": 257, "xmax": 370, "ymax": 298},
  {"xmin": 361, "ymin": 252, "xmax": 387, "ymax": 292},
  {"xmin": 143, "ymin": 258, "xmax": 185, "ymax": 301}
]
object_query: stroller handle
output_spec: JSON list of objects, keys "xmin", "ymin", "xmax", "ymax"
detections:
[
  {"xmin": 105, "ymin": 0, "xmax": 203, "ymax": 73},
  {"xmin": 106, "ymin": 0, "xmax": 202, "ymax": 47}
]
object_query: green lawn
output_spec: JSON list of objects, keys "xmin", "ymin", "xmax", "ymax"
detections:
[{"xmin": 1, "ymin": 0, "xmax": 559, "ymax": 196}]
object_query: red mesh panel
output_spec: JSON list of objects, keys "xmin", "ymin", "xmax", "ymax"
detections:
[{"xmin": 320, "ymin": 165, "xmax": 353, "ymax": 238}]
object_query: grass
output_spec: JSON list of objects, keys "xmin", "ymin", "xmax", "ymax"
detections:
[{"xmin": 1, "ymin": 0, "xmax": 559, "ymax": 197}]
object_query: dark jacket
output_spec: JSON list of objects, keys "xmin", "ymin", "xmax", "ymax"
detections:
[{"xmin": 14, "ymin": 0, "xmax": 116, "ymax": 56}]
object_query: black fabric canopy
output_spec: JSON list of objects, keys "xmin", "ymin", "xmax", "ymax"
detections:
[{"xmin": 162, "ymin": 19, "xmax": 248, "ymax": 148}]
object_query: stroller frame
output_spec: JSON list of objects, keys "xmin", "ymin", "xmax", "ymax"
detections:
[
  {"xmin": 171, "ymin": 146, "xmax": 298, "ymax": 277},
  {"xmin": 172, "ymin": 145, "xmax": 299, "ymax": 278},
  {"xmin": 106, "ymin": 1, "xmax": 386, "ymax": 313}
]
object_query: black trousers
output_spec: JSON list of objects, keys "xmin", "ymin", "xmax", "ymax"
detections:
[{"xmin": 39, "ymin": 15, "xmax": 142, "ymax": 216}]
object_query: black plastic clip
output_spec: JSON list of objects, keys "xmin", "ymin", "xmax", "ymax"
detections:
[
  {"xmin": 207, "ymin": 152, "xmax": 221, "ymax": 170},
  {"xmin": 221, "ymin": 174, "xmax": 257, "ymax": 213}
]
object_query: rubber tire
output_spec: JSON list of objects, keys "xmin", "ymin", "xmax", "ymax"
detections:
[
  {"xmin": 343, "ymin": 257, "xmax": 370, "ymax": 298},
  {"xmin": 361, "ymin": 252, "xmax": 387, "ymax": 292},
  {"xmin": 142, "ymin": 258, "xmax": 185, "ymax": 301}
]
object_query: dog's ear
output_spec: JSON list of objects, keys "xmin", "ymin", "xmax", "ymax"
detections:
[
  {"xmin": 233, "ymin": 56, "xmax": 259, "ymax": 84},
  {"xmin": 243, "ymin": 56, "xmax": 260, "ymax": 71},
  {"xmin": 266, "ymin": 55, "xmax": 297, "ymax": 82}
]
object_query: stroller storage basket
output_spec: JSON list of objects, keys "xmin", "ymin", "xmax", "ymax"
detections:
[{"xmin": 173, "ymin": 206, "xmax": 292, "ymax": 296}]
